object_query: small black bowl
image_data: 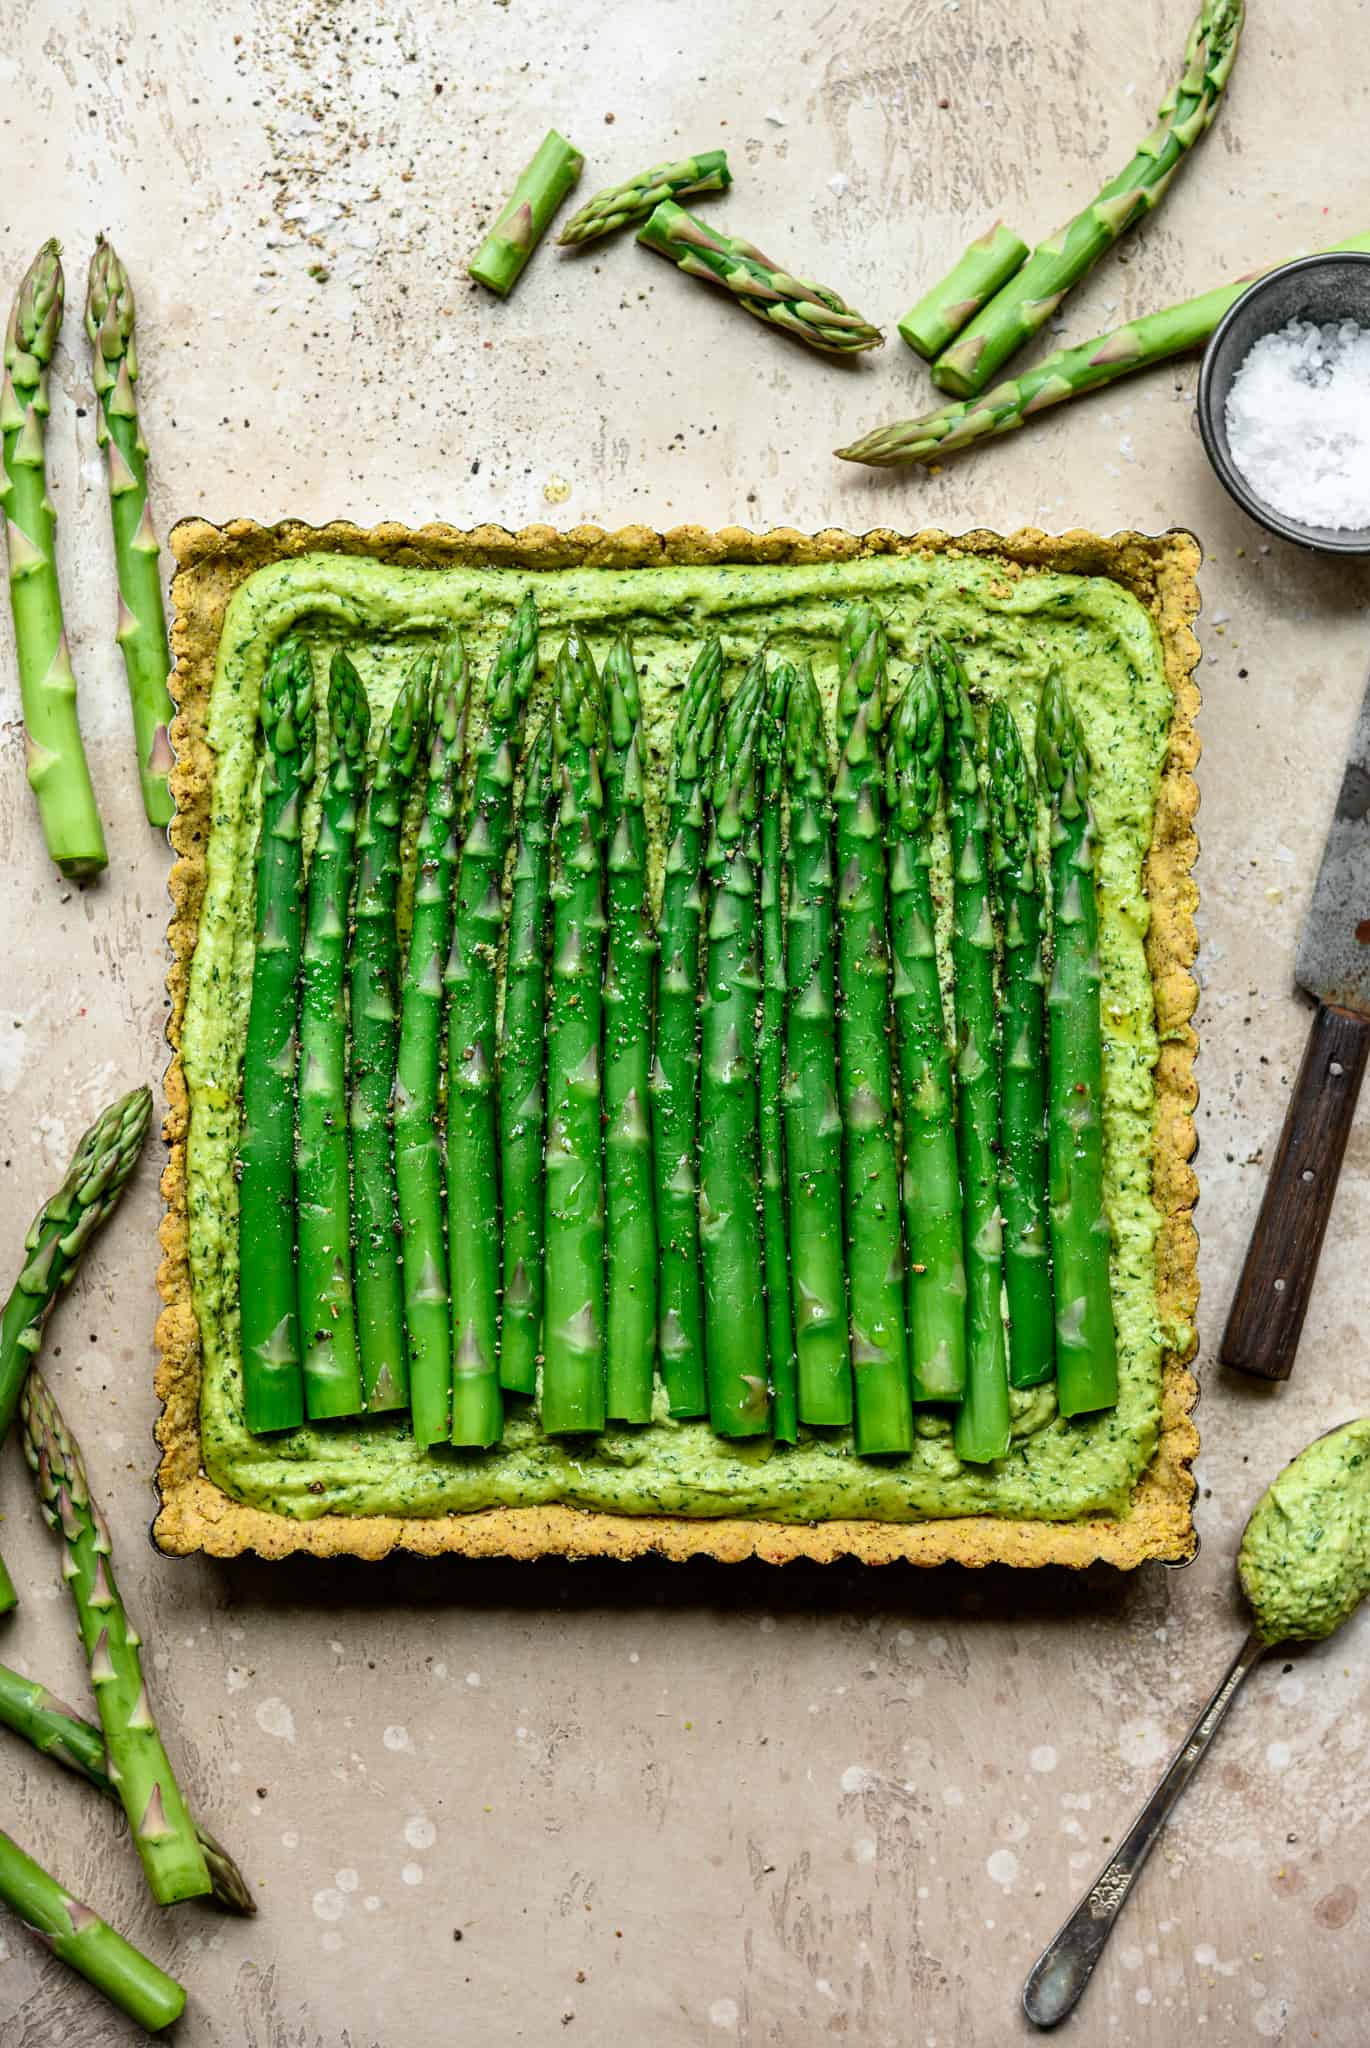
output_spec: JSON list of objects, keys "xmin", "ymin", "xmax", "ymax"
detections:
[{"xmin": 1196, "ymin": 249, "xmax": 1370, "ymax": 556}]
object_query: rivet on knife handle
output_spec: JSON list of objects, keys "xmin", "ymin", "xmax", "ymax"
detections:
[{"xmin": 1221, "ymin": 1001, "xmax": 1370, "ymax": 1381}]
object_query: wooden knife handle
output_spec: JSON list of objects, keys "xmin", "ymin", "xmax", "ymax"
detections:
[{"xmin": 1222, "ymin": 1001, "xmax": 1370, "ymax": 1382}]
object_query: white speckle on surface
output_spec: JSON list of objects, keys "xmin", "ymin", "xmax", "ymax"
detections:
[
  {"xmin": 1136, "ymin": 1987, "xmax": 1154, "ymax": 2006},
  {"xmin": 896, "ymin": 1628, "xmax": 914, "ymax": 1650},
  {"xmin": 312, "ymin": 1888, "xmax": 346, "ymax": 1923},
  {"xmin": 942, "ymin": 1785, "xmax": 964, "ymax": 1808},
  {"xmin": 986, "ymin": 1849, "xmax": 1019, "ymax": 1889},
  {"xmin": 854, "ymin": 1836, "xmax": 877, "ymax": 1865},
  {"xmin": 0, "ymin": 1016, "xmax": 27, "ymax": 1092},
  {"xmin": 281, "ymin": 1830, "xmax": 299, "ymax": 1850},
  {"xmin": 841, "ymin": 1764, "xmax": 870, "ymax": 1794},
  {"xmin": 926, "ymin": 1636, "xmax": 948, "ymax": 1657},
  {"xmin": 758, "ymin": 1615, "xmax": 776, "ymax": 1634},
  {"xmin": 465, "ymin": 1672, "xmax": 482, "ymax": 1689},
  {"xmin": 383, "ymin": 1725, "xmax": 412, "ymax": 1751},
  {"xmin": 1276, "ymin": 1672, "xmax": 1305, "ymax": 1706},
  {"xmin": 1118, "ymin": 1718, "xmax": 1169, "ymax": 1768},
  {"xmin": 1253, "ymin": 1997, "xmax": 1291, "ymax": 2040},
  {"xmin": 225, "ymin": 1665, "xmax": 251, "ymax": 1694},
  {"xmin": 1266, "ymin": 1740, "xmax": 1292, "ymax": 1771},
  {"xmin": 432, "ymin": 1662, "xmax": 448, "ymax": 1679},
  {"xmin": 321, "ymin": 1931, "xmax": 343, "ymax": 1953},
  {"xmin": 256, "ymin": 1697, "xmax": 297, "ymax": 1743},
  {"xmin": 336, "ymin": 1869, "xmax": 359, "ymax": 1893},
  {"xmin": 709, "ymin": 1997, "xmax": 740, "ymax": 2029},
  {"xmin": 827, "ymin": 173, "xmax": 849, "ymax": 197},
  {"xmin": 401, "ymin": 1863, "xmax": 424, "ymax": 1886},
  {"xmin": 1120, "ymin": 1944, "xmax": 1144, "ymax": 1971},
  {"xmin": 628, "ymin": 1651, "xmax": 640, "ymax": 1663},
  {"xmin": 1029, "ymin": 1745, "xmax": 1058, "ymax": 1774},
  {"xmin": 763, "ymin": 108, "xmax": 786, "ymax": 126},
  {"xmin": 404, "ymin": 1814, "xmax": 437, "ymax": 1850}
]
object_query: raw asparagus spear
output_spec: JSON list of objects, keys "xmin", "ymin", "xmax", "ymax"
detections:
[
  {"xmin": 469, "ymin": 130, "xmax": 585, "ymax": 296},
  {"xmin": 886, "ymin": 666, "xmax": 967, "ymax": 1403},
  {"xmin": 1036, "ymin": 673, "xmax": 1118, "ymax": 1417},
  {"xmin": 782, "ymin": 663, "xmax": 851, "ymax": 1427},
  {"xmin": 931, "ymin": 640, "xmax": 1010, "ymax": 1465},
  {"xmin": 499, "ymin": 720, "xmax": 554, "ymax": 1396},
  {"xmin": 988, "ymin": 700, "xmax": 1054, "ymax": 1390},
  {"xmin": 602, "ymin": 634, "xmax": 658, "ymax": 1424},
  {"xmin": 84, "ymin": 237, "xmax": 176, "ymax": 829},
  {"xmin": 835, "ymin": 608, "xmax": 911, "ymax": 1456},
  {"xmin": 447, "ymin": 596, "xmax": 538, "ymax": 1448},
  {"xmin": 542, "ymin": 632, "xmax": 608, "ymax": 1435},
  {"xmin": 897, "ymin": 221, "xmax": 1029, "ymax": 361},
  {"xmin": 1, "ymin": 240, "xmax": 107, "ymax": 879},
  {"xmin": 350, "ymin": 655, "xmax": 430, "ymax": 1415},
  {"xmin": 650, "ymin": 638, "xmax": 723, "ymax": 1418},
  {"xmin": 0, "ymin": 1829, "xmax": 185, "ymax": 2032},
  {"xmin": 297, "ymin": 652, "xmax": 371, "ymax": 1422},
  {"xmin": 397, "ymin": 637, "xmax": 471, "ymax": 1448},
  {"xmin": 637, "ymin": 202, "xmax": 884, "ymax": 355},
  {"xmin": 559, "ymin": 151, "xmax": 732, "ymax": 246},
  {"xmin": 932, "ymin": 0, "xmax": 1244, "ymax": 398},
  {"xmin": 759, "ymin": 660, "xmax": 797, "ymax": 1444},
  {"xmin": 0, "ymin": 1659, "xmax": 254, "ymax": 1915},
  {"xmin": 239, "ymin": 633, "xmax": 316, "ymax": 1435},
  {"xmin": 21, "ymin": 1373, "xmax": 211, "ymax": 1905},
  {"xmin": 700, "ymin": 649, "xmax": 770, "ymax": 1437}
]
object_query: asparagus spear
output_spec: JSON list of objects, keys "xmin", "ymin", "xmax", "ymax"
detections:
[
  {"xmin": 637, "ymin": 202, "xmax": 884, "ymax": 355},
  {"xmin": 782, "ymin": 663, "xmax": 851, "ymax": 1427},
  {"xmin": 932, "ymin": 0, "xmax": 1244, "ymax": 398},
  {"xmin": 447, "ymin": 596, "xmax": 538, "ymax": 1449},
  {"xmin": 886, "ymin": 667, "xmax": 967, "ymax": 1403},
  {"xmin": 650, "ymin": 638, "xmax": 723, "ymax": 1419},
  {"xmin": 0, "ymin": 1829, "xmax": 185, "ymax": 2031},
  {"xmin": 759, "ymin": 660, "xmax": 797, "ymax": 1444},
  {"xmin": 602, "ymin": 634, "xmax": 658, "ymax": 1424},
  {"xmin": 1036, "ymin": 673, "xmax": 1118, "ymax": 1417},
  {"xmin": 559, "ymin": 151, "xmax": 732, "ymax": 246},
  {"xmin": 499, "ymin": 720, "xmax": 554, "ymax": 1397},
  {"xmin": 700, "ymin": 649, "xmax": 770, "ymax": 1437},
  {"xmin": 897, "ymin": 221, "xmax": 1029, "ymax": 361},
  {"xmin": 835, "ymin": 608, "xmax": 911, "ymax": 1456},
  {"xmin": 541, "ymin": 631, "xmax": 608, "ymax": 1436},
  {"xmin": 0, "ymin": 1659, "xmax": 254, "ymax": 1915},
  {"xmin": 469, "ymin": 129, "xmax": 585, "ymax": 297},
  {"xmin": 397, "ymin": 637, "xmax": 471, "ymax": 1448},
  {"xmin": 83, "ymin": 236, "xmax": 176, "ymax": 830},
  {"xmin": 350, "ymin": 656, "xmax": 430, "ymax": 1414},
  {"xmin": 988, "ymin": 701, "xmax": 1054, "ymax": 1390},
  {"xmin": 239, "ymin": 633, "xmax": 315, "ymax": 1435},
  {"xmin": 296, "ymin": 653, "xmax": 370, "ymax": 1423},
  {"xmin": 930, "ymin": 640, "xmax": 1010, "ymax": 1465},
  {"xmin": 1, "ymin": 240, "xmax": 107, "ymax": 880},
  {"xmin": 21, "ymin": 1373, "xmax": 211, "ymax": 1905}
]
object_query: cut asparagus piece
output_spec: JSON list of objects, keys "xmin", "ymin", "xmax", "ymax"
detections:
[
  {"xmin": 759, "ymin": 660, "xmax": 797, "ymax": 1444},
  {"xmin": 469, "ymin": 130, "xmax": 585, "ymax": 296},
  {"xmin": 897, "ymin": 221, "xmax": 1029, "ymax": 361},
  {"xmin": 239, "ymin": 633, "xmax": 315, "ymax": 1434},
  {"xmin": 700, "ymin": 649, "xmax": 770, "ymax": 1437},
  {"xmin": 886, "ymin": 666, "xmax": 967, "ymax": 1403},
  {"xmin": 602, "ymin": 634, "xmax": 658, "ymax": 1424},
  {"xmin": 835, "ymin": 607, "xmax": 911, "ymax": 1456},
  {"xmin": 559, "ymin": 151, "xmax": 731, "ymax": 246},
  {"xmin": 637, "ymin": 201, "xmax": 884, "ymax": 355},
  {"xmin": 782, "ymin": 663, "xmax": 851, "ymax": 1427},
  {"xmin": 0, "ymin": 1828, "xmax": 186, "ymax": 2031},
  {"xmin": 499, "ymin": 720, "xmax": 554, "ymax": 1396},
  {"xmin": 1036, "ymin": 672, "xmax": 1119, "ymax": 1417},
  {"xmin": 21, "ymin": 1373, "xmax": 212, "ymax": 1905},
  {"xmin": 988, "ymin": 700, "xmax": 1054, "ymax": 1390},
  {"xmin": 84, "ymin": 236, "xmax": 176, "ymax": 829},
  {"xmin": 1, "ymin": 240, "xmax": 107, "ymax": 879}
]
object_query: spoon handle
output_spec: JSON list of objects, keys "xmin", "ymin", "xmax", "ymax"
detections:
[{"xmin": 1022, "ymin": 1629, "xmax": 1266, "ymax": 2030}]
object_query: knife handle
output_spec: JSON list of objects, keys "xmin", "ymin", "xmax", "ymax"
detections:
[{"xmin": 1222, "ymin": 1000, "xmax": 1370, "ymax": 1382}]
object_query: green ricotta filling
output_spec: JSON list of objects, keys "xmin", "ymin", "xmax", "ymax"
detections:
[{"xmin": 1239, "ymin": 1419, "xmax": 1370, "ymax": 1643}]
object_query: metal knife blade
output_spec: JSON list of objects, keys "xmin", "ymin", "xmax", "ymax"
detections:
[{"xmin": 1296, "ymin": 667, "xmax": 1370, "ymax": 1016}]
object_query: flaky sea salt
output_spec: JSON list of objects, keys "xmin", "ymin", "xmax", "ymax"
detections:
[{"xmin": 1224, "ymin": 318, "xmax": 1370, "ymax": 530}]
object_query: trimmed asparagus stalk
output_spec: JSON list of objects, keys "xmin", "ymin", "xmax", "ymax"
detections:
[
  {"xmin": 886, "ymin": 667, "xmax": 967, "ymax": 1403},
  {"xmin": 988, "ymin": 700, "xmax": 1054, "ymax": 1390},
  {"xmin": 637, "ymin": 201, "xmax": 884, "ymax": 355},
  {"xmin": 239, "ymin": 633, "xmax": 315, "ymax": 1435},
  {"xmin": 1, "ymin": 240, "xmax": 107, "ymax": 879},
  {"xmin": 650, "ymin": 638, "xmax": 723, "ymax": 1418},
  {"xmin": 602, "ymin": 634, "xmax": 658, "ymax": 1424},
  {"xmin": 1036, "ymin": 672, "xmax": 1118, "ymax": 1418},
  {"xmin": 499, "ymin": 720, "xmax": 554, "ymax": 1396},
  {"xmin": 396, "ymin": 636, "xmax": 471, "ymax": 1447},
  {"xmin": 469, "ymin": 130, "xmax": 585, "ymax": 297},
  {"xmin": 930, "ymin": 640, "xmax": 1011, "ymax": 1465},
  {"xmin": 783, "ymin": 663, "xmax": 851, "ymax": 1427},
  {"xmin": 897, "ymin": 222, "xmax": 1029, "ymax": 361},
  {"xmin": 447, "ymin": 596, "xmax": 538, "ymax": 1449},
  {"xmin": 835, "ymin": 607, "xmax": 911, "ymax": 1456},
  {"xmin": 541, "ymin": 631, "xmax": 608, "ymax": 1436},
  {"xmin": 21, "ymin": 1373, "xmax": 211, "ymax": 1905},
  {"xmin": 700, "ymin": 649, "xmax": 770, "ymax": 1437},
  {"xmin": 759, "ymin": 660, "xmax": 797, "ymax": 1444},
  {"xmin": 0, "ymin": 1828, "xmax": 185, "ymax": 2031},
  {"xmin": 83, "ymin": 236, "xmax": 176, "ymax": 829},
  {"xmin": 559, "ymin": 151, "xmax": 732, "ymax": 246}
]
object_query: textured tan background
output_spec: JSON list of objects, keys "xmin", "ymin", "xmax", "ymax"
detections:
[{"xmin": 1, "ymin": 0, "xmax": 1368, "ymax": 2042}]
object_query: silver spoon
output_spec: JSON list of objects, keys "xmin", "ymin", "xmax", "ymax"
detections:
[{"xmin": 1023, "ymin": 1422, "xmax": 1366, "ymax": 2030}]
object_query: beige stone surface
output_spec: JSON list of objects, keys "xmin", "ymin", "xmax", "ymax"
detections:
[{"xmin": 0, "ymin": 1, "xmax": 1367, "ymax": 2042}]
